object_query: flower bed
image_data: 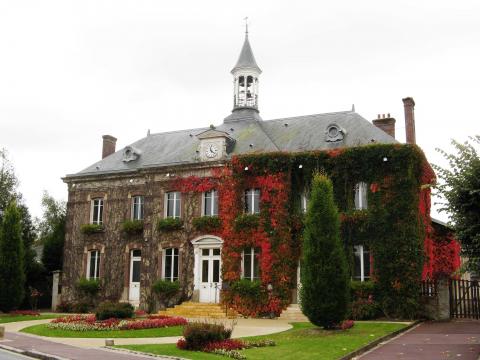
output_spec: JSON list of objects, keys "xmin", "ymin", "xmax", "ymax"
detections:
[
  {"xmin": 47, "ymin": 314, "xmax": 187, "ymax": 332},
  {"xmin": 9, "ymin": 310, "xmax": 41, "ymax": 316}
]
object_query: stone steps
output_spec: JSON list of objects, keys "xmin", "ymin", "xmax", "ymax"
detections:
[
  {"xmin": 158, "ymin": 301, "xmax": 237, "ymax": 319},
  {"xmin": 278, "ymin": 304, "xmax": 309, "ymax": 322}
]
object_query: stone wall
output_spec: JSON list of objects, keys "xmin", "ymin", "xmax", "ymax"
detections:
[{"xmin": 61, "ymin": 165, "xmax": 220, "ymax": 310}]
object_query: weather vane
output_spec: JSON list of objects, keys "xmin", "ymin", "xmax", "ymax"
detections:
[{"xmin": 244, "ymin": 16, "xmax": 248, "ymax": 35}]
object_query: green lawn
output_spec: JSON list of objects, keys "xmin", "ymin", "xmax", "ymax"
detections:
[
  {"xmin": 20, "ymin": 323, "xmax": 184, "ymax": 338},
  {"xmin": 0, "ymin": 315, "xmax": 58, "ymax": 324},
  {"xmin": 118, "ymin": 322, "xmax": 408, "ymax": 360}
]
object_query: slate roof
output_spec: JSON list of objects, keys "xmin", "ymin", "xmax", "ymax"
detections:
[
  {"xmin": 68, "ymin": 110, "xmax": 397, "ymax": 178},
  {"xmin": 231, "ymin": 34, "xmax": 261, "ymax": 73}
]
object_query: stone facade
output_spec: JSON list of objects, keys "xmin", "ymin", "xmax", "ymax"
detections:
[{"xmin": 62, "ymin": 163, "xmax": 224, "ymax": 310}]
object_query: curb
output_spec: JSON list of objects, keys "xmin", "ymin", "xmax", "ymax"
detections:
[
  {"xmin": 339, "ymin": 320, "xmax": 421, "ymax": 360},
  {"xmin": 0, "ymin": 344, "xmax": 69, "ymax": 360},
  {"xmin": 105, "ymin": 346, "xmax": 189, "ymax": 360}
]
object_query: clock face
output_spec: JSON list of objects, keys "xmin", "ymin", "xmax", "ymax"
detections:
[{"xmin": 205, "ymin": 143, "xmax": 219, "ymax": 158}]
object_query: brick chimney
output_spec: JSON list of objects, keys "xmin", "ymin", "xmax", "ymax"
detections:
[
  {"xmin": 102, "ymin": 135, "xmax": 117, "ymax": 159},
  {"xmin": 402, "ymin": 97, "xmax": 416, "ymax": 144},
  {"xmin": 373, "ymin": 113, "xmax": 396, "ymax": 138}
]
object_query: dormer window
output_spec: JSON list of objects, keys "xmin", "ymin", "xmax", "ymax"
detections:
[
  {"xmin": 123, "ymin": 146, "xmax": 141, "ymax": 162},
  {"xmin": 325, "ymin": 124, "xmax": 345, "ymax": 142}
]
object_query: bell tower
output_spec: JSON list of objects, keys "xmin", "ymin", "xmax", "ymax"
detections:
[{"xmin": 225, "ymin": 21, "xmax": 262, "ymax": 123}]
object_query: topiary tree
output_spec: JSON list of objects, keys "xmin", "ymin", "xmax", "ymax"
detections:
[
  {"xmin": 300, "ymin": 173, "xmax": 349, "ymax": 329},
  {"xmin": 0, "ymin": 202, "xmax": 25, "ymax": 311}
]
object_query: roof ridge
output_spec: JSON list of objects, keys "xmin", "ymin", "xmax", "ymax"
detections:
[
  {"xmin": 264, "ymin": 110, "xmax": 354, "ymax": 123},
  {"xmin": 149, "ymin": 126, "xmax": 210, "ymax": 137},
  {"xmin": 256, "ymin": 121, "xmax": 280, "ymax": 151}
]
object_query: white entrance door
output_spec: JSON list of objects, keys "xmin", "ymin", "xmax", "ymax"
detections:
[
  {"xmin": 199, "ymin": 248, "xmax": 221, "ymax": 303},
  {"xmin": 129, "ymin": 249, "xmax": 141, "ymax": 305}
]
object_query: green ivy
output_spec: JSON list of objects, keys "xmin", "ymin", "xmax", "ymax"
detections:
[{"xmin": 156, "ymin": 218, "xmax": 183, "ymax": 232}]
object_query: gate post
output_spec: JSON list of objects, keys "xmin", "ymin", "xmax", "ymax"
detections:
[
  {"xmin": 436, "ymin": 277, "xmax": 450, "ymax": 320},
  {"xmin": 51, "ymin": 270, "xmax": 62, "ymax": 311}
]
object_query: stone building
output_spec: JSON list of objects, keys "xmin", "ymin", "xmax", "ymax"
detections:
[{"xmin": 61, "ymin": 30, "xmax": 456, "ymax": 313}]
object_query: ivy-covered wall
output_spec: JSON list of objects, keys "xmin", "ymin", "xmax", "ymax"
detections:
[{"xmin": 229, "ymin": 143, "xmax": 436, "ymax": 318}]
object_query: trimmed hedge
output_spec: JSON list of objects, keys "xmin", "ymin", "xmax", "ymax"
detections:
[
  {"xmin": 182, "ymin": 322, "xmax": 232, "ymax": 350},
  {"xmin": 95, "ymin": 301, "xmax": 134, "ymax": 320}
]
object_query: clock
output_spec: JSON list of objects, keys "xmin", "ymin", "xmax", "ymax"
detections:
[{"xmin": 205, "ymin": 143, "xmax": 219, "ymax": 158}]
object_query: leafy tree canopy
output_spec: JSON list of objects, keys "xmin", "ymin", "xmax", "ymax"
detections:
[{"xmin": 434, "ymin": 136, "xmax": 480, "ymax": 272}]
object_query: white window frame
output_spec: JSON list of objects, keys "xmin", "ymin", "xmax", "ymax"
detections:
[
  {"xmin": 86, "ymin": 250, "xmax": 100, "ymax": 280},
  {"xmin": 202, "ymin": 190, "xmax": 219, "ymax": 217},
  {"xmin": 301, "ymin": 190, "xmax": 309, "ymax": 213},
  {"xmin": 131, "ymin": 195, "xmax": 144, "ymax": 221},
  {"xmin": 355, "ymin": 182, "xmax": 368, "ymax": 210},
  {"xmin": 353, "ymin": 245, "xmax": 370, "ymax": 282},
  {"xmin": 244, "ymin": 189, "xmax": 260, "ymax": 214},
  {"xmin": 165, "ymin": 192, "xmax": 181, "ymax": 218},
  {"xmin": 90, "ymin": 198, "xmax": 104, "ymax": 225},
  {"xmin": 241, "ymin": 247, "xmax": 260, "ymax": 281},
  {"xmin": 162, "ymin": 248, "xmax": 179, "ymax": 282}
]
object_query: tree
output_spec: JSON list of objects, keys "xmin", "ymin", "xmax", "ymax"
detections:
[
  {"xmin": 434, "ymin": 136, "xmax": 480, "ymax": 272},
  {"xmin": 0, "ymin": 149, "xmax": 18, "ymax": 211},
  {"xmin": 0, "ymin": 202, "xmax": 25, "ymax": 311},
  {"xmin": 300, "ymin": 173, "xmax": 349, "ymax": 329},
  {"xmin": 39, "ymin": 192, "xmax": 66, "ymax": 272}
]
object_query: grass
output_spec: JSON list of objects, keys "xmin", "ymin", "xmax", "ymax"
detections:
[
  {"xmin": 0, "ymin": 315, "xmax": 58, "ymax": 324},
  {"xmin": 118, "ymin": 322, "xmax": 408, "ymax": 360},
  {"xmin": 20, "ymin": 323, "xmax": 184, "ymax": 338}
]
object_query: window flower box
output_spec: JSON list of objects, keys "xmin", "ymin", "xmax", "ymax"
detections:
[
  {"xmin": 80, "ymin": 224, "xmax": 104, "ymax": 235},
  {"xmin": 192, "ymin": 216, "xmax": 221, "ymax": 232},
  {"xmin": 121, "ymin": 219, "xmax": 144, "ymax": 235},
  {"xmin": 157, "ymin": 218, "xmax": 183, "ymax": 232},
  {"xmin": 234, "ymin": 214, "xmax": 260, "ymax": 232}
]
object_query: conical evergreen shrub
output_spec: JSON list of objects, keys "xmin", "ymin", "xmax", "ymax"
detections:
[
  {"xmin": 0, "ymin": 202, "xmax": 25, "ymax": 311},
  {"xmin": 300, "ymin": 173, "xmax": 349, "ymax": 329}
]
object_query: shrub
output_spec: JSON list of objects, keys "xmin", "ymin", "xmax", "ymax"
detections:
[
  {"xmin": 300, "ymin": 173, "xmax": 349, "ymax": 329},
  {"xmin": 156, "ymin": 218, "xmax": 183, "ymax": 232},
  {"xmin": 350, "ymin": 280, "xmax": 376, "ymax": 300},
  {"xmin": 152, "ymin": 280, "xmax": 180, "ymax": 307},
  {"xmin": 234, "ymin": 214, "xmax": 259, "ymax": 232},
  {"xmin": 0, "ymin": 202, "xmax": 25, "ymax": 312},
  {"xmin": 121, "ymin": 220, "xmax": 144, "ymax": 235},
  {"xmin": 80, "ymin": 224, "xmax": 104, "ymax": 234},
  {"xmin": 230, "ymin": 279, "xmax": 262, "ymax": 298},
  {"xmin": 349, "ymin": 280, "xmax": 380, "ymax": 320},
  {"xmin": 95, "ymin": 301, "xmax": 134, "ymax": 320},
  {"xmin": 76, "ymin": 277, "xmax": 100, "ymax": 298},
  {"xmin": 56, "ymin": 301, "xmax": 74, "ymax": 313},
  {"xmin": 192, "ymin": 216, "xmax": 221, "ymax": 232},
  {"xmin": 72, "ymin": 301, "xmax": 92, "ymax": 314},
  {"xmin": 340, "ymin": 319, "xmax": 355, "ymax": 330},
  {"xmin": 181, "ymin": 322, "xmax": 232, "ymax": 350}
]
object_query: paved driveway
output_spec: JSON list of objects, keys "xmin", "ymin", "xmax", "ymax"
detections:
[{"xmin": 359, "ymin": 320, "xmax": 480, "ymax": 360}]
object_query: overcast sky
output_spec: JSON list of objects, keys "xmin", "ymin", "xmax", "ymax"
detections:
[{"xmin": 1, "ymin": 0, "xmax": 479, "ymax": 220}]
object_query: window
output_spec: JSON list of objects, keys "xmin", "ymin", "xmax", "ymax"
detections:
[
  {"xmin": 301, "ymin": 190, "xmax": 309, "ymax": 213},
  {"xmin": 242, "ymin": 247, "xmax": 260, "ymax": 281},
  {"xmin": 87, "ymin": 250, "xmax": 100, "ymax": 280},
  {"xmin": 354, "ymin": 182, "xmax": 368, "ymax": 210},
  {"xmin": 203, "ymin": 190, "xmax": 219, "ymax": 216},
  {"xmin": 166, "ymin": 192, "xmax": 181, "ymax": 218},
  {"xmin": 244, "ymin": 189, "xmax": 260, "ymax": 214},
  {"xmin": 132, "ymin": 196, "xmax": 144, "ymax": 220},
  {"xmin": 163, "ymin": 248, "xmax": 179, "ymax": 282},
  {"xmin": 91, "ymin": 198, "xmax": 104, "ymax": 225},
  {"xmin": 353, "ymin": 245, "xmax": 371, "ymax": 282}
]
